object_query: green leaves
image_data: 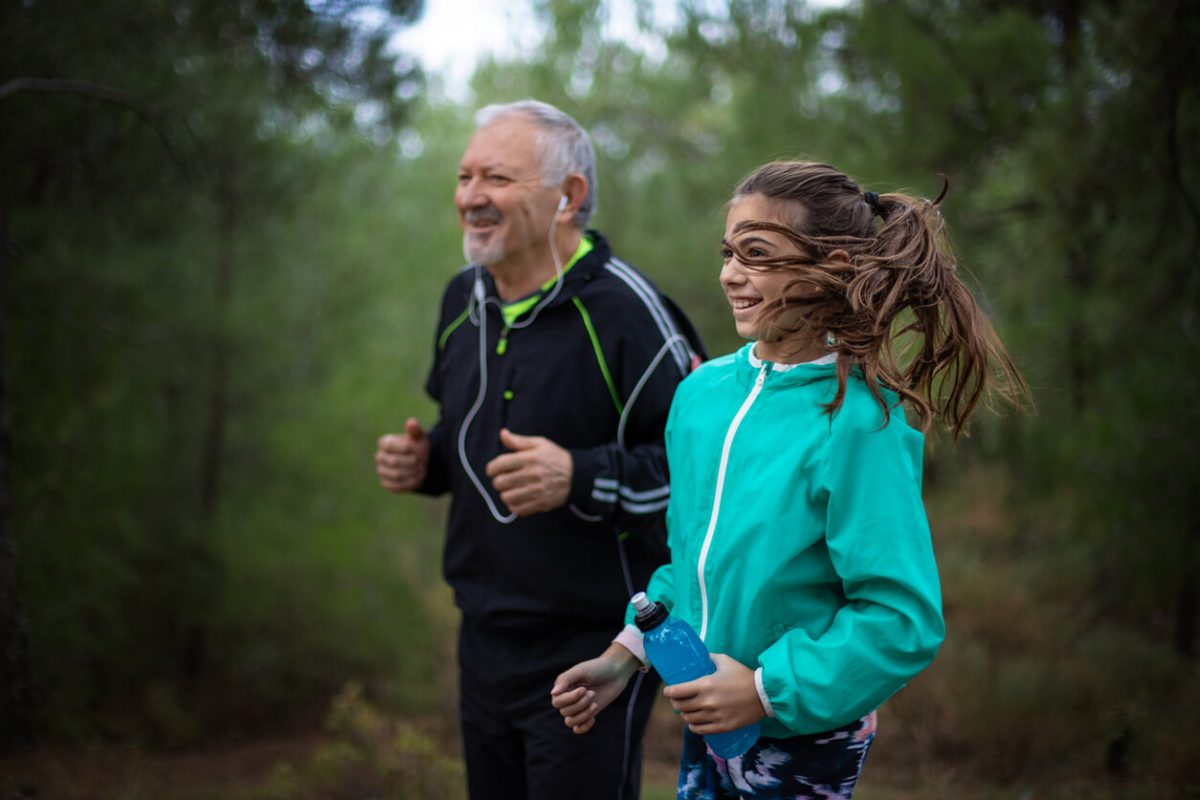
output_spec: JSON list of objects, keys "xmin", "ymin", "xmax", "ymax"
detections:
[{"xmin": 4, "ymin": 2, "xmax": 1198, "ymax": 779}]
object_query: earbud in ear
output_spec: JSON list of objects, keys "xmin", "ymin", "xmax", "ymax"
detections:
[{"xmin": 558, "ymin": 195, "xmax": 568, "ymax": 211}]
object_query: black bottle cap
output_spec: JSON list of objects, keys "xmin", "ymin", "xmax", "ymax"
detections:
[{"xmin": 631, "ymin": 591, "xmax": 668, "ymax": 632}]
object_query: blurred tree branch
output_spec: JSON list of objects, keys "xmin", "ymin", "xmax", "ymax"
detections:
[{"xmin": 0, "ymin": 78, "xmax": 186, "ymax": 172}]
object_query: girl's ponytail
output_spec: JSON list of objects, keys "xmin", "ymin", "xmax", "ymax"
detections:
[
  {"xmin": 735, "ymin": 162, "xmax": 1029, "ymax": 437},
  {"xmin": 866, "ymin": 183, "xmax": 1027, "ymax": 438}
]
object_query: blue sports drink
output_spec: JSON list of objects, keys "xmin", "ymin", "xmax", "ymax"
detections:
[{"xmin": 631, "ymin": 592, "xmax": 760, "ymax": 758}]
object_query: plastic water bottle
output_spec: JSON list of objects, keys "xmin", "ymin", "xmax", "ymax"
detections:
[{"xmin": 632, "ymin": 592, "xmax": 760, "ymax": 758}]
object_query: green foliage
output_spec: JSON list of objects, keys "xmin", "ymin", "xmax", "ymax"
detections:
[
  {"xmin": 2, "ymin": 0, "xmax": 1199, "ymax": 794},
  {"xmin": 249, "ymin": 682, "xmax": 464, "ymax": 800},
  {"xmin": 2, "ymin": 0, "xmax": 437, "ymax": 742},
  {"xmin": 869, "ymin": 462, "xmax": 1200, "ymax": 795}
]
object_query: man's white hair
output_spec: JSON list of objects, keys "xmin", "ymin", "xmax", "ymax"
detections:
[{"xmin": 474, "ymin": 100, "xmax": 597, "ymax": 229}]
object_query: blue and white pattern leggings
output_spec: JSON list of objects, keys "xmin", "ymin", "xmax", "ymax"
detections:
[{"xmin": 677, "ymin": 712, "xmax": 877, "ymax": 800}]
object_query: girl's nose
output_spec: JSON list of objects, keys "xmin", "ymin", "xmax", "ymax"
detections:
[{"xmin": 720, "ymin": 260, "xmax": 747, "ymax": 287}]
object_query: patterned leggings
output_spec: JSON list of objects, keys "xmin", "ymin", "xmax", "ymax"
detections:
[{"xmin": 676, "ymin": 712, "xmax": 877, "ymax": 800}]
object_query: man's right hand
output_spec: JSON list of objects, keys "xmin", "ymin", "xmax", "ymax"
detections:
[{"xmin": 376, "ymin": 418, "xmax": 430, "ymax": 494}]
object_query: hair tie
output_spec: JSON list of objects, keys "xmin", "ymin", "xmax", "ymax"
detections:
[{"xmin": 863, "ymin": 190, "xmax": 883, "ymax": 216}]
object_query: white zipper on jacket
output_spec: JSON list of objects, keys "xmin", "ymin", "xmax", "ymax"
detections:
[{"xmin": 697, "ymin": 363, "xmax": 770, "ymax": 641}]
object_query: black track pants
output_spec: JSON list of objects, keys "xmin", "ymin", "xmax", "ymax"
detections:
[{"xmin": 458, "ymin": 615, "xmax": 658, "ymax": 800}]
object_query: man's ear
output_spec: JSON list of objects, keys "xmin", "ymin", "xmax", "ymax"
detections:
[{"xmin": 558, "ymin": 173, "xmax": 588, "ymax": 219}]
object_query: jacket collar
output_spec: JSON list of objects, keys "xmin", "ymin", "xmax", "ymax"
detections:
[
  {"xmin": 475, "ymin": 229, "xmax": 612, "ymax": 313},
  {"xmin": 735, "ymin": 343, "xmax": 839, "ymax": 387}
]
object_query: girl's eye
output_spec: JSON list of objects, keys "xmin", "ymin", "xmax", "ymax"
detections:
[
  {"xmin": 721, "ymin": 247, "xmax": 733, "ymax": 261},
  {"xmin": 747, "ymin": 247, "xmax": 767, "ymax": 259}
]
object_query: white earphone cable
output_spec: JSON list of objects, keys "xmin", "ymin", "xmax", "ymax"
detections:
[{"xmin": 457, "ymin": 196, "xmax": 684, "ymax": 524}]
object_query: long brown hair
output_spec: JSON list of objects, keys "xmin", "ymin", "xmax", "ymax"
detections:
[{"xmin": 732, "ymin": 160, "xmax": 1028, "ymax": 438}]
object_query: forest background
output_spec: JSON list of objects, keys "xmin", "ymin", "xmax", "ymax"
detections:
[{"xmin": 1, "ymin": 0, "xmax": 1198, "ymax": 798}]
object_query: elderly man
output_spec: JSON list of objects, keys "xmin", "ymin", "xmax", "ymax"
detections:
[{"xmin": 375, "ymin": 100, "xmax": 704, "ymax": 799}]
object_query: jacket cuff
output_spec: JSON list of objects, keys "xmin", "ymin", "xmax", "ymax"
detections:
[
  {"xmin": 416, "ymin": 425, "xmax": 452, "ymax": 496},
  {"xmin": 613, "ymin": 624, "xmax": 648, "ymax": 671},
  {"xmin": 754, "ymin": 667, "xmax": 776, "ymax": 718},
  {"xmin": 568, "ymin": 447, "xmax": 612, "ymax": 515}
]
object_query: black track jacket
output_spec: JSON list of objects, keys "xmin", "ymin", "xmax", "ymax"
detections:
[{"xmin": 418, "ymin": 231, "xmax": 705, "ymax": 629}]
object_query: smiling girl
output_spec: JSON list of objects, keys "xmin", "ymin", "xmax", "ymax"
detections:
[{"xmin": 551, "ymin": 161, "xmax": 1027, "ymax": 799}]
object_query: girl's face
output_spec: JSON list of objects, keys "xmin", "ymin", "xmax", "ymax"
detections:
[{"xmin": 721, "ymin": 194, "xmax": 817, "ymax": 358}]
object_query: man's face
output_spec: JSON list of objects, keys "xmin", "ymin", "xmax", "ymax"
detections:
[{"xmin": 456, "ymin": 116, "xmax": 561, "ymax": 272}]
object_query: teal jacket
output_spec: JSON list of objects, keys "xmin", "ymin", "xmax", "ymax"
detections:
[{"xmin": 630, "ymin": 344, "xmax": 944, "ymax": 738}]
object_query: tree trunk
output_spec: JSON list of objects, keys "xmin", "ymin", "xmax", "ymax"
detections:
[
  {"xmin": 1177, "ymin": 497, "xmax": 1199, "ymax": 660},
  {"xmin": 199, "ymin": 173, "xmax": 235, "ymax": 518},
  {"xmin": 1054, "ymin": 0, "xmax": 1095, "ymax": 415},
  {"xmin": 0, "ymin": 106, "xmax": 35, "ymax": 754},
  {"xmin": 184, "ymin": 168, "xmax": 237, "ymax": 690}
]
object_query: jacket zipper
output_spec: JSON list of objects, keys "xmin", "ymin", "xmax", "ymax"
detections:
[{"xmin": 697, "ymin": 363, "xmax": 769, "ymax": 640}]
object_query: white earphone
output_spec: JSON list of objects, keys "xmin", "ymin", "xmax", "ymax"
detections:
[{"xmin": 557, "ymin": 195, "xmax": 568, "ymax": 211}]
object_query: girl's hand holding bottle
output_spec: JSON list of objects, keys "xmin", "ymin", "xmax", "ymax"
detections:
[{"xmin": 662, "ymin": 653, "xmax": 766, "ymax": 735}]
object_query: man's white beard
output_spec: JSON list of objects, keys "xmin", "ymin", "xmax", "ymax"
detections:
[{"xmin": 463, "ymin": 232, "xmax": 506, "ymax": 266}]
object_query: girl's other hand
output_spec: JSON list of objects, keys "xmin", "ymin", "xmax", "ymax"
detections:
[
  {"xmin": 662, "ymin": 653, "xmax": 765, "ymax": 734},
  {"xmin": 551, "ymin": 644, "xmax": 640, "ymax": 734}
]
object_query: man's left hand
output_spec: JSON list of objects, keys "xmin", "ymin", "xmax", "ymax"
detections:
[{"xmin": 485, "ymin": 428, "xmax": 573, "ymax": 516}]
